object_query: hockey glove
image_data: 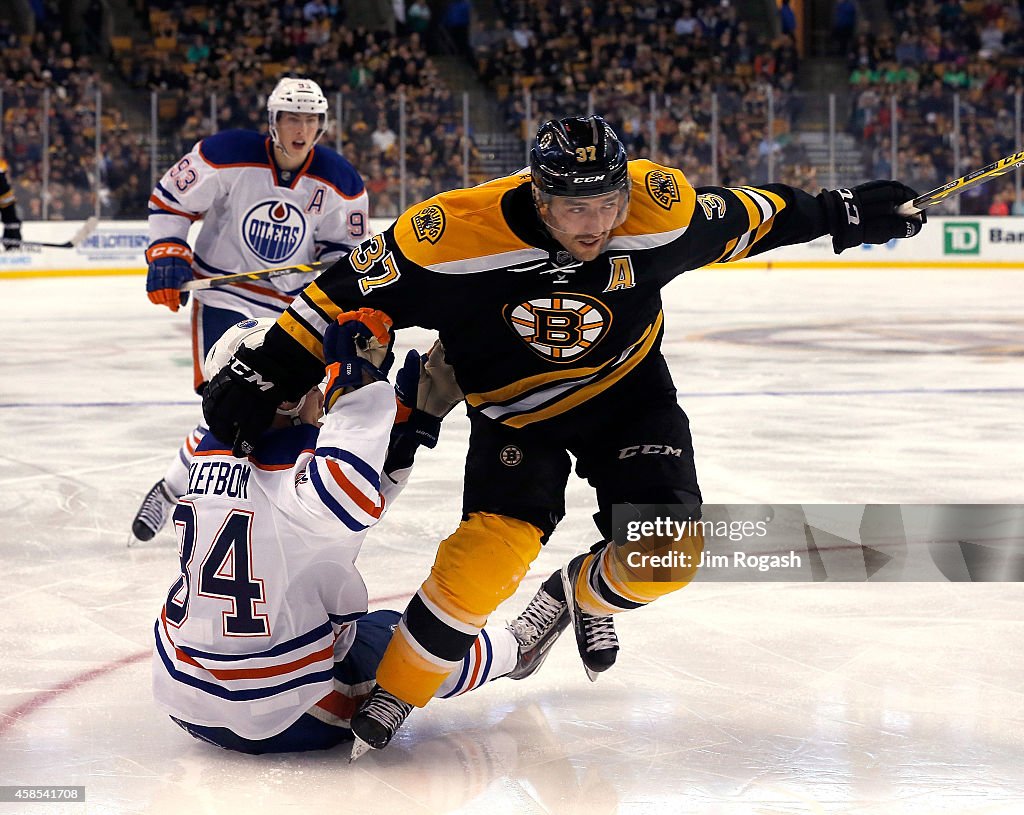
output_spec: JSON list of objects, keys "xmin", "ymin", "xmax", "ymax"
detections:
[
  {"xmin": 386, "ymin": 342, "xmax": 464, "ymax": 472},
  {"xmin": 323, "ymin": 308, "xmax": 395, "ymax": 410},
  {"xmin": 202, "ymin": 344, "xmax": 290, "ymax": 457},
  {"xmin": 145, "ymin": 238, "xmax": 194, "ymax": 311},
  {"xmin": 2, "ymin": 220, "xmax": 21, "ymax": 248},
  {"xmin": 819, "ymin": 180, "xmax": 925, "ymax": 255}
]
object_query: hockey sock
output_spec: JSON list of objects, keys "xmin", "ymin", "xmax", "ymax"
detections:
[
  {"xmin": 573, "ymin": 530, "xmax": 704, "ymax": 615},
  {"xmin": 162, "ymin": 423, "xmax": 208, "ymax": 497},
  {"xmin": 435, "ymin": 625, "xmax": 518, "ymax": 698},
  {"xmin": 375, "ymin": 513, "xmax": 542, "ymax": 706}
]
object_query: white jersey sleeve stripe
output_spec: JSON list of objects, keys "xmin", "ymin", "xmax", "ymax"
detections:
[
  {"xmin": 149, "ymin": 192, "xmax": 201, "ymax": 221},
  {"xmin": 315, "ymin": 446, "xmax": 382, "ymax": 490},
  {"xmin": 323, "ymin": 457, "xmax": 385, "ymax": 519},
  {"xmin": 308, "ymin": 459, "xmax": 372, "ymax": 531}
]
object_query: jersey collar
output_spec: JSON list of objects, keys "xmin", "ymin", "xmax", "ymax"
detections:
[
  {"xmin": 265, "ymin": 137, "xmax": 314, "ymax": 189},
  {"xmin": 501, "ymin": 180, "xmax": 563, "ymax": 253}
]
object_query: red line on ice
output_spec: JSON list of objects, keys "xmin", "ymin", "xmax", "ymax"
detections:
[{"xmin": 0, "ymin": 576, "xmax": 543, "ymax": 735}]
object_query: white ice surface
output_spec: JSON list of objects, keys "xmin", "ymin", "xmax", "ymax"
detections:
[{"xmin": 1, "ymin": 269, "xmax": 1022, "ymax": 814}]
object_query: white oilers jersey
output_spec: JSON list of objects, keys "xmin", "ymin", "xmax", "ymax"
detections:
[
  {"xmin": 149, "ymin": 130, "xmax": 369, "ymax": 316},
  {"xmin": 152, "ymin": 382, "xmax": 405, "ymax": 740}
]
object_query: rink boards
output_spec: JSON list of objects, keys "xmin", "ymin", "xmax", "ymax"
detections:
[{"xmin": 2, "ymin": 216, "xmax": 1023, "ymax": 279}]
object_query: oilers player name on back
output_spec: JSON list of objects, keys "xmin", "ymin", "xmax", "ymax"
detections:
[{"xmin": 187, "ymin": 460, "xmax": 251, "ymax": 498}]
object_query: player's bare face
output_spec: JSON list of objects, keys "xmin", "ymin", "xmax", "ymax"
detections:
[
  {"xmin": 274, "ymin": 112, "xmax": 321, "ymax": 170},
  {"xmin": 542, "ymin": 191, "xmax": 627, "ymax": 261}
]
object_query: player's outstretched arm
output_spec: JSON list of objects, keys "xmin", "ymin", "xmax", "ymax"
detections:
[{"xmin": 292, "ymin": 309, "xmax": 399, "ymax": 529}]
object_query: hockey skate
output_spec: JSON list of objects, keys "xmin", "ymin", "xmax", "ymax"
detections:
[
  {"xmin": 349, "ymin": 685, "xmax": 414, "ymax": 761},
  {"xmin": 560, "ymin": 553, "xmax": 619, "ymax": 682},
  {"xmin": 507, "ymin": 575, "xmax": 569, "ymax": 680},
  {"xmin": 130, "ymin": 479, "xmax": 176, "ymax": 544}
]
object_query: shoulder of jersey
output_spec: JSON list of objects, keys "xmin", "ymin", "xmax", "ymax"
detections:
[
  {"xmin": 305, "ymin": 146, "xmax": 365, "ymax": 198},
  {"xmin": 616, "ymin": 158, "xmax": 697, "ymax": 238},
  {"xmin": 391, "ymin": 171, "xmax": 544, "ymax": 273},
  {"xmin": 197, "ymin": 130, "xmax": 271, "ymax": 169},
  {"xmin": 0, "ymin": 157, "xmax": 9, "ymax": 174}
]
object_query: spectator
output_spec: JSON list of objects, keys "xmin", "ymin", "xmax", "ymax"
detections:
[
  {"xmin": 407, "ymin": 0, "xmax": 431, "ymax": 34},
  {"xmin": 442, "ymin": 0, "xmax": 472, "ymax": 57},
  {"xmin": 779, "ymin": 0, "xmax": 797, "ymax": 38},
  {"xmin": 371, "ymin": 115, "xmax": 397, "ymax": 156},
  {"xmin": 833, "ymin": 0, "xmax": 858, "ymax": 57}
]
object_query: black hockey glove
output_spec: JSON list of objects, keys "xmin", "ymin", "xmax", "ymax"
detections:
[
  {"xmin": 202, "ymin": 344, "xmax": 291, "ymax": 457},
  {"xmin": 384, "ymin": 342, "xmax": 464, "ymax": 473},
  {"xmin": 818, "ymin": 180, "xmax": 925, "ymax": 255}
]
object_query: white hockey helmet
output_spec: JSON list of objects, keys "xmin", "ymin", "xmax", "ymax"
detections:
[
  {"xmin": 267, "ymin": 77, "xmax": 329, "ymax": 150},
  {"xmin": 204, "ymin": 318, "xmax": 309, "ymax": 418},
  {"xmin": 203, "ymin": 318, "xmax": 275, "ymax": 382}
]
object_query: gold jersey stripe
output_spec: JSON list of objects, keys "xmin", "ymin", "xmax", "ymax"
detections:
[
  {"xmin": 742, "ymin": 185, "xmax": 786, "ymax": 213},
  {"xmin": 303, "ymin": 281, "xmax": 340, "ymax": 324},
  {"xmin": 498, "ymin": 311, "xmax": 664, "ymax": 428},
  {"xmin": 714, "ymin": 237, "xmax": 739, "ymax": 264},
  {"xmin": 732, "ymin": 219, "xmax": 775, "ymax": 261},
  {"xmin": 279, "ymin": 311, "xmax": 326, "ymax": 360},
  {"xmin": 466, "ymin": 316, "xmax": 655, "ymax": 410},
  {"xmin": 731, "ymin": 188, "xmax": 763, "ymax": 232}
]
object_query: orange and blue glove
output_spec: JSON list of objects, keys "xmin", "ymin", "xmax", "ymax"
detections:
[{"xmin": 146, "ymin": 238, "xmax": 194, "ymax": 311}]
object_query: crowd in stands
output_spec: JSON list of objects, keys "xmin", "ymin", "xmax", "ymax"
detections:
[
  {"xmin": 475, "ymin": 0, "xmax": 814, "ymax": 188},
  {"xmin": 2, "ymin": 0, "xmax": 1022, "ymax": 221},
  {"xmin": 849, "ymin": 0, "xmax": 1024, "ymax": 213},
  {"xmin": 113, "ymin": 1, "xmax": 478, "ymax": 216},
  {"xmin": 0, "ymin": 9, "xmax": 151, "ymax": 219}
]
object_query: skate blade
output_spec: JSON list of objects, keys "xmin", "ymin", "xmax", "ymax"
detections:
[
  {"xmin": 349, "ymin": 736, "xmax": 374, "ymax": 763},
  {"xmin": 585, "ymin": 665, "xmax": 599, "ymax": 683}
]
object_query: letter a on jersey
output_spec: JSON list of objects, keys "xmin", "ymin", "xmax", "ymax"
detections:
[
  {"xmin": 604, "ymin": 256, "xmax": 635, "ymax": 292},
  {"xmin": 504, "ymin": 293, "xmax": 612, "ymax": 362}
]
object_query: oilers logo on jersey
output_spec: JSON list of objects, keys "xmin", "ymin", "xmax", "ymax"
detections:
[
  {"xmin": 504, "ymin": 293, "xmax": 612, "ymax": 362},
  {"xmin": 244, "ymin": 201, "xmax": 307, "ymax": 263}
]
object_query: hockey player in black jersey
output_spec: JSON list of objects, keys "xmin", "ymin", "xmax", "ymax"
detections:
[
  {"xmin": 202, "ymin": 115, "xmax": 925, "ymax": 755},
  {"xmin": 0, "ymin": 157, "xmax": 22, "ymax": 249}
]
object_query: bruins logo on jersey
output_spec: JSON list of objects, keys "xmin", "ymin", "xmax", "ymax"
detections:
[
  {"xmin": 504, "ymin": 293, "xmax": 613, "ymax": 363},
  {"xmin": 412, "ymin": 204, "xmax": 446, "ymax": 244},
  {"xmin": 645, "ymin": 170, "xmax": 681, "ymax": 211}
]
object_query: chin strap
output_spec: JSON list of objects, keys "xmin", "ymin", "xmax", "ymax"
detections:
[{"xmin": 276, "ymin": 392, "xmax": 308, "ymax": 420}]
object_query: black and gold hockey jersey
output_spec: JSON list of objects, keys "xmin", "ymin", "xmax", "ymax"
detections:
[
  {"xmin": 268, "ymin": 159, "xmax": 829, "ymax": 427},
  {"xmin": 0, "ymin": 158, "xmax": 19, "ymax": 222}
]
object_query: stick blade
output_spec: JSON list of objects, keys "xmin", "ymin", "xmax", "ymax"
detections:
[{"xmin": 68, "ymin": 216, "xmax": 100, "ymax": 248}]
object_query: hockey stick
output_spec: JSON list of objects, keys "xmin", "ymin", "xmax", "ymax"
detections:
[
  {"xmin": 180, "ymin": 260, "xmax": 330, "ymax": 292},
  {"xmin": 896, "ymin": 150, "xmax": 1024, "ymax": 216},
  {"xmin": 1, "ymin": 216, "xmax": 100, "ymax": 249}
]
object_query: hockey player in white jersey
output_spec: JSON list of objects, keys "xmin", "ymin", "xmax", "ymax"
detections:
[
  {"xmin": 153, "ymin": 309, "xmax": 534, "ymax": 753},
  {"xmin": 132, "ymin": 77, "xmax": 370, "ymax": 544}
]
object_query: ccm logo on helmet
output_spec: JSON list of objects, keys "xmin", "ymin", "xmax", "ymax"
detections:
[
  {"xmin": 619, "ymin": 444, "xmax": 684, "ymax": 459},
  {"xmin": 228, "ymin": 358, "xmax": 275, "ymax": 392},
  {"xmin": 574, "ymin": 174, "xmax": 607, "ymax": 183}
]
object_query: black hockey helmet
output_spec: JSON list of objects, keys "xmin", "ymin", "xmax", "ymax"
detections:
[{"xmin": 530, "ymin": 115, "xmax": 629, "ymax": 198}]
